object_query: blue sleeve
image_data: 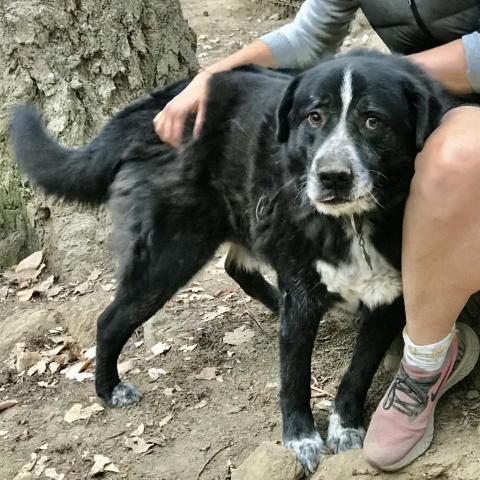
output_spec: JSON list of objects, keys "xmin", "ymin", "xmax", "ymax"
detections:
[{"xmin": 462, "ymin": 31, "xmax": 480, "ymax": 93}]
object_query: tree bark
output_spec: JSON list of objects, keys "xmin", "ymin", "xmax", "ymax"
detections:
[{"xmin": 0, "ymin": 0, "xmax": 198, "ymax": 280}]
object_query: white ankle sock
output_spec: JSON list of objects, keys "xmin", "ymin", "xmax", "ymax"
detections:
[{"xmin": 402, "ymin": 326, "xmax": 456, "ymax": 372}]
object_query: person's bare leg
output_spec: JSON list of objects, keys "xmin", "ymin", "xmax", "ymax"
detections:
[
  {"xmin": 403, "ymin": 106, "xmax": 480, "ymax": 344},
  {"xmin": 364, "ymin": 107, "xmax": 480, "ymax": 470}
]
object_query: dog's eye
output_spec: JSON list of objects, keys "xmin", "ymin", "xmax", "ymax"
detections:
[
  {"xmin": 307, "ymin": 111, "xmax": 323, "ymax": 127},
  {"xmin": 365, "ymin": 116, "xmax": 380, "ymax": 130}
]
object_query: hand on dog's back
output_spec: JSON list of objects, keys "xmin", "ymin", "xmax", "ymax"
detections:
[{"xmin": 153, "ymin": 71, "xmax": 211, "ymax": 146}]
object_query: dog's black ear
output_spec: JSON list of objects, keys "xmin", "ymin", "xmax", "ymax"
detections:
[
  {"xmin": 403, "ymin": 75, "xmax": 444, "ymax": 151},
  {"xmin": 276, "ymin": 76, "xmax": 302, "ymax": 143}
]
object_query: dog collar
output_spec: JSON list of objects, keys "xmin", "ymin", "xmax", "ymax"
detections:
[{"xmin": 350, "ymin": 214, "xmax": 373, "ymax": 271}]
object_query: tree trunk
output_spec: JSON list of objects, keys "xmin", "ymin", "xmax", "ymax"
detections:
[{"xmin": 0, "ymin": 0, "xmax": 198, "ymax": 280}]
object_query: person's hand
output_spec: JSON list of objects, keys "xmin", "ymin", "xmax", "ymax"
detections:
[{"xmin": 153, "ymin": 70, "xmax": 212, "ymax": 146}]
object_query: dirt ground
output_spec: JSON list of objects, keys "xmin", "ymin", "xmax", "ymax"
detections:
[{"xmin": 1, "ymin": 1, "xmax": 480, "ymax": 479}]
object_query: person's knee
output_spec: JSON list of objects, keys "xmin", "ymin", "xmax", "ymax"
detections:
[{"xmin": 411, "ymin": 117, "xmax": 480, "ymax": 205}]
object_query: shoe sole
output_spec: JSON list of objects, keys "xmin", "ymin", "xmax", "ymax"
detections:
[{"xmin": 380, "ymin": 322, "xmax": 480, "ymax": 472}]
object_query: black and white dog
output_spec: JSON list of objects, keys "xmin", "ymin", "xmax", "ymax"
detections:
[{"xmin": 10, "ymin": 50, "xmax": 452, "ymax": 473}]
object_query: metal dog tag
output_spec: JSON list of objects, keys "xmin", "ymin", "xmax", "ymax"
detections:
[{"xmin": 350, "ymin": 215, "xmax": 373, "ymax": 271}]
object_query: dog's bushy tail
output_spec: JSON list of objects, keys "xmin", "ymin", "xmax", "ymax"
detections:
[{"xmin": 10, "ymin": 104, "xmax": 118, "ymax": 205}]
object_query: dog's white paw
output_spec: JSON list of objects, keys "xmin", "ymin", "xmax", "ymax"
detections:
[
  {"xmin": 284, "ymin": 431, "xmax": 326, "ymax": 474},
  {"xmin": 110, "ymin": 381, "xmax": 141, "ymax": 407},
  {"xmin": 327, "ymin": 412, "xmax": 365, "ymax": 453}
]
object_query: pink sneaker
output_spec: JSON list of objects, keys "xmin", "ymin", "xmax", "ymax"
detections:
[{"xmin": 364, "ymin": 322, "xmax": 479, "ymax": 471}]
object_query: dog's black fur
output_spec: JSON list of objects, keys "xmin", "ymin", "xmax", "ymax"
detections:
[{"xmin": 10, "ymin": 50, "xmax": 461, "ymax": 473}]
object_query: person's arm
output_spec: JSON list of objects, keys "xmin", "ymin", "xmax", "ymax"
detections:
[
  {"xmin": 153, "ymin": 40, "xmax": 274, "ymax": 146},
  {"xmin": 408, "ymin": 32, "xmax": 480, "ymax": 95},
  {"xmin": 261, "ymin": 0, "xmax": 359, "ymax": 69},
  {"xmin": 155, "ymin": 0, "xmax": 359, "ymax": 145}
]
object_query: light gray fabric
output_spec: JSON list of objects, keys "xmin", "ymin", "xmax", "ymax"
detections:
[
  {"xmin": 462, "ymin": 32, "xmax": 480, "ymax": 93},
  {"xmin": 261, "ymin": 0, "xmax": 359, "ymax": 69},
  {"xmin": 260, "ymin": 0, "xmax": 480, "ymax": 91}
]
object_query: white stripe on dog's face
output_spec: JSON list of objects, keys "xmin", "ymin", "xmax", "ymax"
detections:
[
  {"xmin": 307, "ymin": 68, "xmax": 374, "ymax": 217},
  {"xmin": 340, "ymin": 68, "xmax": 353, "ymax": 122},
  {"xmin": 311, "ymin": 68, "xmax": 353, "ymax": 164}
]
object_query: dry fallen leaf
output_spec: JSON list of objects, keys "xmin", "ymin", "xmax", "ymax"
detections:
[
  {"xmin": 47, "ymin": 285, "xmax": 63, "ymax": 298},
  {"xmin": 44, "ymin": 467, "xmax": 65, "ymax": 480},
  {"xmin": 202, "ymin": 306, "xmax": 231, "ymax": 322},
  {"xmin": 74, "ymin": 281, "xmax": 92, "ymax": 295},
  {"xmin": 84, "ymin": 346, "xmax": 96, "ymax": 359},
  {"xmin": 63, "ymin": 359, "xmax": 94, "ymax": 381},
  {"xmin": 90, "ymin": 454, "xmax": 119, "ymax": 476},
  {"xmin": 16, "ymin": 274, "xmax": 55, "ymax": 301},
  {"xmin": 118, "ymin": 360, "xmax": 135, "ymax": 375},
  {"xmin": 130, "ymin": 423, "xmax": 145, "ymax": 437},
  {"xmin": 37, "ymin": 381, "xmax": 53, "ymax": 388},
  {"xmin": 195, "ymin": 367, "xmax": 218, "ymax": 381},
  {"xmin": 72, "ymin": 372, "xmax": 95, "ymax": 382},
  {"xmin": 226, "ymin": 405, "xmax": 245, "ymax": 414},
  {"xmin": 49, "ymin": 362, "xmax": 60, "ymax": 374},
  {"xmin": 17, "ymin": 288, "xmax": 35, "ymax": 302},
  {"xmin": 158, "ymin": 414, "xmax": 173, "ymax": 428},
  {"xmin": 151, "ymin": 342, "xmax": 171, "ymax": 356},
  {"xmin": 223, "ymin": 326, "xmax": 255, "ymax": 346},
  {"xmin": 192, "ymin": 399, "xmax": 208, "ymax": 410},
  {"xmin": 104, "ymin": 463, "xmax": 120, "ymax": 473},
  {"xmin": 50, "ymin": 335, "xmax": 75, "ymax": 345},
  {"xmin": 41, "ymin": 344, "xmax": 66, "ymax": 358},
  {"xmin": 163, "ymin": 387, "xmax": 175, "ymax": 396},
  {"xmin": 16, "ymin": 349, "xmax": 42, "ymax": 372},
  {"xmin": 178, "ymin": 344, "xmax": 197, "ymax": 352},
  {"xmin": 15, "ymin": 251, "xmax": 43, "ymax": 273},
  {"xmin": 0, "ymin": 430, "xmax": 8, "ymax": 436},
  {"xmin": 64, "ymin": 403, "xmax": 104, "ymax": 423},
  {"xmin": 148, "ymin": 368, "xmax": 167, "ymax": 380},
  {"xmin": 0, "ymin": 400, "xmax": 19, "ymax": 412},
  {"xmin": 27, "ymin": 359, "xmax": 47, "ymax": 376},
  {"xmin": 125, "ymin": 436, "xmax": 154, "ymax": 454},
  {"xmin": 13, "ymin": 452, "xmax": 37, "ymax": 479}
]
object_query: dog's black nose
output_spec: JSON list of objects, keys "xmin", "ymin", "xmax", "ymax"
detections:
[{"xmin": 319, "ymin": 169, "xmax": 353, "ymax": 191}]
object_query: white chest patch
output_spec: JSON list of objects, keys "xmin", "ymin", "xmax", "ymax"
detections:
[{"xmin": 315, "ymin": 228, "xmax": 402, "ymax": 310}]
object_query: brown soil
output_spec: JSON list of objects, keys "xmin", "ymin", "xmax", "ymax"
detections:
[{"xmin": 1, "ymin": 1, "xmax": 480, "ymax": 479}]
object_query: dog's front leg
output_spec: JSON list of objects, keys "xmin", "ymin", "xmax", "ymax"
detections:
[
  {"xmin": 327, "ymin": 297, "xmax": 405, "ymax": 453},
  {"xmin": 279, "ymin": 282, "xmax": 327, "ymax": 474}
]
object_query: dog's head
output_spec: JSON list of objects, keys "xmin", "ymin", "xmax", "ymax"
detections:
[{"xmin": 276, "ymin": 50, "xmax": 445, "ymax": 217}]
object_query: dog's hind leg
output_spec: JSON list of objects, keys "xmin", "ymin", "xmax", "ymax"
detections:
[
  {"xmin": 95, "ymin": 227, "xmax": 222, "ymax": 407},
  {"xmin": 327, "ymin": 297, "xmax": 405, "ymax": 453},
  {"xmin": 224, "ymin": 244, "xmax": 280, "ymax": 314}
]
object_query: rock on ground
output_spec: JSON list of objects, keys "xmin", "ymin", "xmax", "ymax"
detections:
[
  {"xmin": 232, "ymin": 442, "xmax": 303, "ymax": 480},
  {"xmin": 312, "ymin": 450, "xmax": 376, "ymax": 480},
  {"xmin": 0, "ymin": 309, "xmax": 62, "ymax": 356},
  {"xmin": 312, "ymin": 448, "xmax": 475, "ymax": 480},
  {"xmin": 56, "ymin": 293, "xmax": 111, "ymax": 347}
]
